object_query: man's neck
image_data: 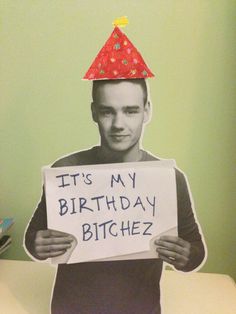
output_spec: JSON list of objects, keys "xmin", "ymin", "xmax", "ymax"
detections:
[{"xmin": 98, "ymin": 144, "xmax": 143, "ymax": 163}]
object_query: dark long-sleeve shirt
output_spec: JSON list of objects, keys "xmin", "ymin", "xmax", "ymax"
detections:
[{"xmin": 24, "ymin": 147, "xmax": 205, "ymax": 314}]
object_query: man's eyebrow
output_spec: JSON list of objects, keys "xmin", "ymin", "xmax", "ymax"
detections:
[
  {"xmin": 124, "ymin": 106, "xmax": 140, "ymax": 109},
  {"xmin": 95, "ymin": 104, "xmax": 112, "ymax": 109},
  {"xmin": 95, "ymin": 104, "xmax": 141, "ymax": 110}
]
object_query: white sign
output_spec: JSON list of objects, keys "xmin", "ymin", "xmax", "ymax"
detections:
[{"xmin": 44, "ymin": 160, "xmax": 178, "ymax": 264}]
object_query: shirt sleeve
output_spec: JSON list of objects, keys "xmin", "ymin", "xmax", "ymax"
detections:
[{"xmin": 175, "ymin": 169, "xmax": 206, "ymax": 271}]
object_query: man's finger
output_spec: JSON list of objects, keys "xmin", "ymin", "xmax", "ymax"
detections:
[
  {"xmin": 158, "ymin": 253, "xmax": 176, "ymax": 264},
  {"xmin": 35, "ymin": 243, "xmax": 72, "ymax": 253},
  {"xmin": 38, "ymin": 229, "xmax": 73, "ymax": 238},
  {"xmin": 35, "ymin": 236, "xmax": 73, "ymax": 246},
  {"xmin": 157, "ymin": 236, "xmax": 190, "ymax": 249},
  {"xmin": 36, "ymin": 250, "xmax": 67, "ymax": 259},
  {"xmin": 158, "ymin": 253, "xmax": 186, "ymax": 269},
  {"xmin": 156, "ymin": 247, "xmax": 188, "ymax": 264},
  {"xmin": 155, "ymin": 240, "xmax": 190, "ymax": 257},
  {"xmin": 156, "ymin": 247, "xmax": 181, "ymax": 261}
]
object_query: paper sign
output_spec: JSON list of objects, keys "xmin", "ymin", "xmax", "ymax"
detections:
[{"xmin": 44, "ymin": 160, "xmax": 178, "ymax": 264}]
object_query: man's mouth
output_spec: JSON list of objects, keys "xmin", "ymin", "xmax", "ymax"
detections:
[{"xmin": 110, "ymin": 134, "xmax": 129, "ymax": 141}]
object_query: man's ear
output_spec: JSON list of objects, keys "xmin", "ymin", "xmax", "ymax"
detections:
[
  {"xmin": 144, "ymin": 101, "xmax": 151, "ymax": 123},
  {"xmin": 91, "ymin": 102, "xmax": 98, "ymax": 123}
]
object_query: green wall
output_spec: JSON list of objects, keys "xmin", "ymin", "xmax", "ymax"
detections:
[{"xmin": 1, "ymin": 1, "xmax": 235, "ymax": 280}]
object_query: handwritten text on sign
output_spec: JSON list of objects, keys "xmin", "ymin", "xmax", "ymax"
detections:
[{"xmin": 44, "ymin": 161, "xmax": 177, "ymax": 263}]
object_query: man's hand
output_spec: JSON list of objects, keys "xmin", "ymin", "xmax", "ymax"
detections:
[
  {"xmin": 34, "ymin": 229, "xmax": 74, "ymax": 259},
  {"xmin": 155, "ymin": 235, "xmax": 191, "ymax": 270}
]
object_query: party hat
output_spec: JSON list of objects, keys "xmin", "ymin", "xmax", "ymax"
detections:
[{"xmin": 83, "ymin": 17, "xmax": 154, "ymax": 80}]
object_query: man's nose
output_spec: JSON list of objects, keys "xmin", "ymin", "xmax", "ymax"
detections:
[{"xmin": 112, "ymin": 113, "xmax": 124, "ymax": 129}]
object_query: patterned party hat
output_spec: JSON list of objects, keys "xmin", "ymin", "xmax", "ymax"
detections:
[{"xmin": 83, "ymin": 17, "xmax": 154, "ymax": 80}]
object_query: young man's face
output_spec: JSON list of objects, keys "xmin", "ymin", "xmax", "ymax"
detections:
[{"xmin": 91, "ymin": 80, "xmax": 150, "ymax": 153}]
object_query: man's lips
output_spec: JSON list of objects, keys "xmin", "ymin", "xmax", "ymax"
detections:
[{"xmin": 110, "ymin": 134, "xmax": 129, "ymax": 141}]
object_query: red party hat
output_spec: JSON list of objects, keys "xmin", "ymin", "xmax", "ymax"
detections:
[{"xmin": 83, "ymin": 17, "xmax": 154, "ymax": 80}]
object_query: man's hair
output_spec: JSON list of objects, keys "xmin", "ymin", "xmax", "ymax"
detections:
[{"xmin": 92, "ymin": 79, "xmax": 148, "ymax": 105}]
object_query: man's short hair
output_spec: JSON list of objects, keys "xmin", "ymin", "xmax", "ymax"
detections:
[{"xmin": 92, "ymin": 79, "xmax": 148, "ymax": 106}]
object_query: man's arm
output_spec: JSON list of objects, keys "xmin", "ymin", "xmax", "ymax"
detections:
[
  {"xmin": 24, "ymin": 188, "xmax": 74, "ymax": 260},
  {"xmin": 155, "ymin": 169, "xmax": 206, "ymax": 272}
]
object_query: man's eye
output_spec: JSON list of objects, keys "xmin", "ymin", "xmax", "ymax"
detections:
[
  {"xmin": 99, "ymin": 110, "xmax": 112, "ymax": 116},
  {"xmin": 125, "ymin": 109, "xmax": 139, "ymax": 115}
]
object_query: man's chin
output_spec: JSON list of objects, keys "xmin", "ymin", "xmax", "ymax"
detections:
[{"xmin": 107, "ymin": 143, "xmax": 131, "ymax": 153}]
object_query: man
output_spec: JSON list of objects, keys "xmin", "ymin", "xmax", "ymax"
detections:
[{"xmin": 25, "ymin": 78, "xmax": 205, "ymax": 314}]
